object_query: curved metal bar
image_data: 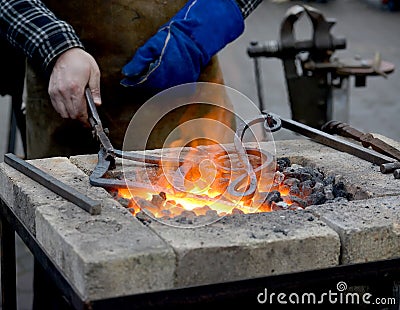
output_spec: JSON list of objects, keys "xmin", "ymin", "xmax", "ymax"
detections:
[
  {"xmin": 114, "ymin": 149, "xmax": 185, "ymax": 165},
  {"xmin": 228, "ymin": 114, "xmax": 279, "ymax": 200},
  {"xmin": 90, "ymin": 114, "xmax": 279, "ymax": 203},
  {"xmin": 225, "ymin": 148, "xmax": 274, "ymax": 201},
  {"xmin": 90, "ymin": 148, "xmax": 187, "ymax": 190}
]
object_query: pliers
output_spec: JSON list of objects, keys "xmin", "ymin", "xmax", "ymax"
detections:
[{"xmin": 85, "ymin": 88, "xmax": 184, "ymax": 189}]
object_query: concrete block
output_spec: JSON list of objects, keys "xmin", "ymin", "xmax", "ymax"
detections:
[
  {"xmin": 0, "ymin": 156, "xmax": 176, "ymax": 300},
  {"xmin": 0, "ymin": 161, "xmax": 64, "ymax": 233},
  {"xmin": 31, "ymin": 157, "xmax": 111, "ymax": 200},
  {"xmin": 274, "ymin": 140, "xmax": 400, "ymax": 199},
  {"xmin": 0, "ymin": 157, "xmax": 111, "ymax": 233},
  {"xmin": 36, "ymin": 198, "xmax": 176, "ymax": 300},
  {"xmin": 146, "ymin": 210, "xmax": 340, "ymax": 288},
  {"xmin": 273, "ymin": 139, "xmax": 337, "ymax": 159},
  {"xmin": 309, "ymin": 196, "xmax": 400, "ymax": 264}
]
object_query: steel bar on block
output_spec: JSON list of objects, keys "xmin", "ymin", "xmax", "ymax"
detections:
[
  {"xmin": 0, "ymin": 204, "xmax": 17, "ymax": 310},
  {"xmin": 4, "ymin": 153, "xmax": 101, "ymax": 215}
]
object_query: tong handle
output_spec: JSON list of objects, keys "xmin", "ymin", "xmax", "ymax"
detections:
[
  {"xmin": 85, "ymin": 87, "xmax": 102, "ymax": 127},
  {"xmin": 84, "ymin": 87, "xmax": 115, "ymax": 157}
]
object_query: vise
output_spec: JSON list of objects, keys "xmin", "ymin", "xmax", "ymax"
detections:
[{"xmin": 247, "ymin": 5, "xmax": 395, "ymax": 129}]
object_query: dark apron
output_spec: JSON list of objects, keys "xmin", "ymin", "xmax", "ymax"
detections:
[{"xmin": 25, "ymin": 0, "xmax": 234, "ymax": 159}]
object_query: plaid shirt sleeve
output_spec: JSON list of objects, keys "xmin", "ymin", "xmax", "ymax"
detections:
[
  {"xmin": 234, "ymin": 0, "xmax": 263, "ymax": 18},
  {"xmin": 0, "ymin": 0, "xmax": 261, "ymax": 74},
  {"xmin": 0, "ymin": 0, "xmax": 84, "ymax": 73}
]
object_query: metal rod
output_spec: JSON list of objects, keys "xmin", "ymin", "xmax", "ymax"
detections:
[
  {"xmin": 253, "ymin": 57, "xmax": 265, "ymax": 112},
  {"xmin": 0, "ymin": 208, "xmax": 17, "ymax": 310},
  {"xmin": 4, "ymin": 153, "xmax": 101, "ymax": 215},
  {"xmin": 278, "ymin": 116, "xmax": 396, "ymax": 166}
]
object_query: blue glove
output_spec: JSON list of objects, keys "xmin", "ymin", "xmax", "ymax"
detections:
[{"xmin": 120, "ymin": 0, "xmax": 244, "ymax": 90}]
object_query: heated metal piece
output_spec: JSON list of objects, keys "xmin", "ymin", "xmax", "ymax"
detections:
[
  {"xmin": 322, "ymin": 120, "xmax": 400, "ymax": 161},
  {"xmin": 87, "ymin": 87, "xmax": 276, "ymax": 201},
  {"xmin": 224, "ymin": 148, "xmax": 274, "ymax": 200},
  {"xmin": 261, "ymin": 112, "xmax": 395, "ymax": 166},
  {"xmin": 227, "ymin": 114, "xmax": 280, "ymax": 200},
  {"xmin": 86, "ymin": 87, "xmax": 276, "ymax": 202},
  {"xmin": 4, "ymin": 153, "xmax": 101, "ymax": 215},
  {"xmin": 89, "ymin": 147, "xmax": 185, "ymax": 189}
]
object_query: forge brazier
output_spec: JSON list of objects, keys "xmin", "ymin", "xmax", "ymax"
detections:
[{"xmin": 1, "ymin": 137, "xmax": 400, "ymax": 307}]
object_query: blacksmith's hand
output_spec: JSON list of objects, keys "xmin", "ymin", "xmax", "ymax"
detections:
[
  {"xmin": 120, "ymin": 0, "xmax": 244, "ymax": 90},
  {"xmin": 48, "ymin": 48, "xmax": 101, "ymax": 124}
]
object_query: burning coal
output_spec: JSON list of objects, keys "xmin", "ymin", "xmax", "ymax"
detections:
[{"xmin": 110, "ymin": 152, "xmax": 351, "ymax": 225}]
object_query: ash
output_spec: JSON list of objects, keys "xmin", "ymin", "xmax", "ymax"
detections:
[{"xmin": 267, "ymin": 157, "xmax": 352, "ymax": 211}]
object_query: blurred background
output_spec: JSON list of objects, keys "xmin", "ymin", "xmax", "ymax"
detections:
[
  {"xmin": 219, "ymin": 0, "xmax": 400, "ymax": 141},
  {"xmin": 0, "ymin": 0, "xmax": 399, "ymax": 308}
]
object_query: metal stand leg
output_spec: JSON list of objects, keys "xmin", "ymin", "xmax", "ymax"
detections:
[
  {"xmin": 7, "ymin": 104, "xmax": 17, "ymax": 154},
  {"xmin": 0, "ymin": 205, "xmax": 17, "ymax": 310},
  {"xmin": 7, "ymin": 95, "xmax": 27, "ymax": 157},
  {"xmin": 0, "ymin": 199, "xmax": 85, "ymax": 310}
]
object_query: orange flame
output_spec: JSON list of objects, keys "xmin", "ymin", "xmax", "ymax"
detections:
[
  {"xmin": 115, "ymin": 89, "xmax": 294, "ymax": 218},
  {"xmin": 115, "ymin": 146, "xmax": 291, "ymax": 218}
]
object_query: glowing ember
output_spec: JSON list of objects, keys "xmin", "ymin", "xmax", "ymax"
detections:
[{"xmin": 112, "ymin": 149, "xmax": 350, "ymax": 221}]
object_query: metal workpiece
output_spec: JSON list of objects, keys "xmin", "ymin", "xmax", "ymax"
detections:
[
  {"xmin": 4, "ymin": 153, "xmax": 101, "ymax": 215},
  {"xmin": 89, "ymin": 146, "xmax": 186, "ymax": 189}
]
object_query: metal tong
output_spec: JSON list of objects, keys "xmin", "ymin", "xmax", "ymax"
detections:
[
  {"xmin": 239, "ymin": 112, "xmax": 396, "ymax": 167},
  {"xmin": 85, "ymin": 88, "xmax": 275, "ymax": 200},
  {"xmin": 85, "ymin": 88, "xmax": 115, "ymax": 165},
  {"xmin": 321, "ymin": 120, "xmax": 400, "ymax": 178},
  {"xmin": 85, "ymin": 88, "xmax": 186, "ymax": 189},
  {"xmin": 254, "ymin": 112, "xmax": 397, "ymax": 171}
]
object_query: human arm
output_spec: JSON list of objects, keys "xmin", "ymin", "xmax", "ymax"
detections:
[
  {"xmin": 0, "ymin": 0, "xmax": 101, "ymax": 122},
  {"xmin": 121, "ymin": 0, "xmax": 263, "ymax": 90},
  {"xmin": 48, "ymin": 48, "xmax": 100, "ymax": 122},
  {"xmin": 235, "ymin": 0, "xmax": 263, "ymax": 18}
]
